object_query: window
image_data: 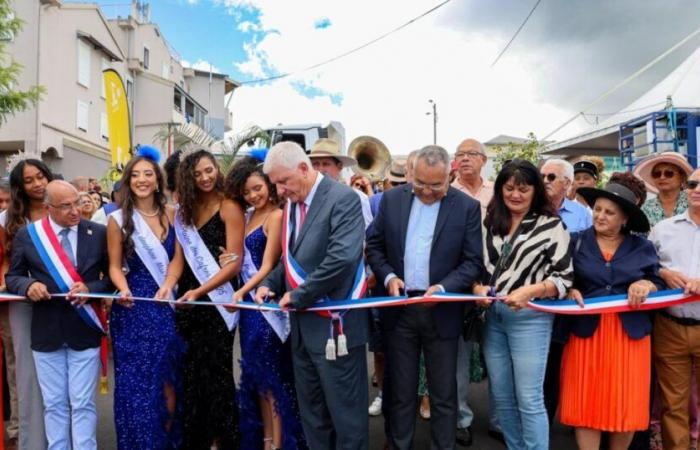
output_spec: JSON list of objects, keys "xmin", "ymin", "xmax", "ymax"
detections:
[
  {"xmin": 126, "ymin": 78, "xmax": 134, "ymax": 99},
  {"xmin": 161, "ymin": 62, "xmax": 169, "ymax": 79},
  {"xmin": 101, "ymin": 58, "xmax": 110, "ymax": 98},
  {"xmin": 77, "ymin": 40, "xmax": 91, "ymax": 88},
  {"xmin": 143, "ymin": 46, "xmax": 150, "ymax": 70},
  {"xmin": 100, "ymin": 112, "xmax": 109, "ymax": 140},
  {"xmin": 76, "ymin": 100, "xmax": 89, "ymax": 132}
]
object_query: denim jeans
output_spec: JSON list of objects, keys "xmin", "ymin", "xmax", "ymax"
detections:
[{"xmin": 483, "ymin": 301, "xmax": 553, "ymax": 450}]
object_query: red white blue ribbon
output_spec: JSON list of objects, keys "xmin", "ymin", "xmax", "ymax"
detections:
[
  {"xmin": 528, "ymin": 288, "xmax": 700, "ymax": 314},
  {"xmin": 26, "ymin": 218, "xmax": 106, "ymax": 333}
]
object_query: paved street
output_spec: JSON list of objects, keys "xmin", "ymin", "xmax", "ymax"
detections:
[{"xmin": 88, "ymin": 341, "xmax": 576, "ymax": 449}]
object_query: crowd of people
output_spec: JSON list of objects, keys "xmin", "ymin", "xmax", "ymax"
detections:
[{"xmin": 0, "ymin": 137, "xmax": 697, "ymax": 450}]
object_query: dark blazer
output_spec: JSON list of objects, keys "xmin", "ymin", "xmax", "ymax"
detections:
[
  {"xmin": 561, "ymin": 227, "xmax": 665, "ymax": 340},
  {"xmin": 366, "ymin": 184, "xmax": 484, "ymax": 339},
  {"xmin": 6, "ymin": 219, "xmax": 111, "ymax": 352},
  {"xmin": 262, "ymin": 176, "xmax": 368, "ymax": 353}
]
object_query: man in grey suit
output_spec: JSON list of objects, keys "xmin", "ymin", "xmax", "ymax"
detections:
[{"xmin": 255, "ymin": 141, "xmax": 369, "ymax": 450}]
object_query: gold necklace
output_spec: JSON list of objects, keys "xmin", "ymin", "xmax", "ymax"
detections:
[{"xmin": 136, "ymin": 207, "xmax": 160, "ymax": 218}]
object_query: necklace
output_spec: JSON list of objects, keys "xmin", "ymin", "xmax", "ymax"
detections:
[{"xmin": 136, "ymin": 207, "xmax": 160, "ymax": 217}]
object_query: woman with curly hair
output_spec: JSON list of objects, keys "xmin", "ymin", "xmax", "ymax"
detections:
[
  {"xmin": 225, "ymin": 156, "xmax": 306, "ymax": 450},
  {"xmin": 107, "ymin": 149, "xmax": 187, "ymax": 449},
  {"xmin": 174, "ymin": 148, "xmax": 244, "ymax": 449},
  {"xmin": 0, "ymin": 158, "xmax": 53, "ymax": 449}
]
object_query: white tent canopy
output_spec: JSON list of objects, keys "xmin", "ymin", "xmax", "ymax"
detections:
[{"xmin": 545, "ymin": 44, "xmax": 700, "ymax": 156}]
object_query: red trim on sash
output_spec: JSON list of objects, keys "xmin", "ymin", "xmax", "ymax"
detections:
[{"xmin": 40, "ymin": 218, "xmax": 82, "ymax": 283}]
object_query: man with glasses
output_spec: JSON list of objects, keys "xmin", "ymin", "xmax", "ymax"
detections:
[
  {"xmin": 367, "ymin": 145, "xmax": 483, "ymax": 449},
  {"xmin": 650, "ymin": 169, "xmax": 700, "ymax": 450},
  {"xmin": 540, "ymin": 158, "xmax": 592, "ymax": 426},
  {"xmin": 6, "ymin": 180, "xmax": 111, "ymax": 450},
  {"xmin": 451, "ymin": 139, "xmax": 493, "ymax": 217}
]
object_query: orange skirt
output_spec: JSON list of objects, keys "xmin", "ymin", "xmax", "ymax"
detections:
[{"xmin": 559, "ymin": 313, "xmax": 651, "ymax": 432}]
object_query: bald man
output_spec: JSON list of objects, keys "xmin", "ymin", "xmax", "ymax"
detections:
[
  {"xmin": 6, "ymin": 180, "xmax": 111, "ymax": 450},
  {"xmin": 451, "ymin": 139, "xmax": 493, "ymax": 217}
]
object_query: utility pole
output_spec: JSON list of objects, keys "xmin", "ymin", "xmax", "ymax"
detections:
[{"xmin": 426, "ymin": 99, "xmax": 437, "ymax": 145}]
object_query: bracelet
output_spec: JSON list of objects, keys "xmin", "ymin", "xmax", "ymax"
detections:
[{"xmin": 165, "ymin": 274, "xmax": 177, "ymax": 281}]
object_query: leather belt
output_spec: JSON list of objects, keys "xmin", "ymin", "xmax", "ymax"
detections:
[{"xmin": 661, "ymin": 310, "xmax": 700, "ymax": 326}]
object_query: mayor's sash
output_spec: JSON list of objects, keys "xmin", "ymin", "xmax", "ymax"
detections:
[
  {"xmin": 241, "ymin": 238, "xmax": 290, "ymax": 342},
  {"xmin": 174, "ymin": 211, "xmax": 238, "ymax": 330},
  {"xmin": 110, "ymin": 209, "xmax": 173, "ymax": 302},
  {"xmin": 26, "ymin": 217, "xmax": 106, "ymax": 334},
  {"xmin": 282, "ymin": 201, "xmax": 367, "ymax": 359}
]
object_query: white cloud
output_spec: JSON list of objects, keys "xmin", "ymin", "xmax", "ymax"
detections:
[
  {"xmin": 225, "ymin": 1, "xmax": 578, "ymax": 153},
  {"xmin": 182, "ymin": 59, "xmax": 222, "ymax": 74}
]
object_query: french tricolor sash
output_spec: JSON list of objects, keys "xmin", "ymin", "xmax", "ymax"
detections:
[
  {"xmin": 174, "ymin": 210, "xmax": 238, "ymax": 331},
  {"xmin": 26, "ymin": 218, "xmax": 106, "ymax": 334},
  {"xmin": 282, "ymin": 201, "xmax": 368, "ymax": 359}
]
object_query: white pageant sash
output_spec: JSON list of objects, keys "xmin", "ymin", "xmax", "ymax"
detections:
[
  {"xmin": 241, "ymin": 234, "xmax": 290, "ymax": 342},
  {"xmin": 174, "ymin": 211, "xmax": 238, "ymax": 331},
  {"xmin": 110, "ymin": 210, "xmax": 174, "ymax": 303}
]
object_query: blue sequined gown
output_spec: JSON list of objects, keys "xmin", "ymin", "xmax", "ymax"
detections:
[
  {"xmin": 239, "ymin": 225, "xmax": 306, "ymax": 450},
  {"xmin": 110, "ymin": 227, "xmax": 185, "ymax": 450}
]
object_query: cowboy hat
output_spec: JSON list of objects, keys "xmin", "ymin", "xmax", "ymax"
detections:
[
  {"xmin": 309, "ymin": 138, "xmax": 357, "ymax": 168},
  {"xmin": 578, "ymin": 183, "xmax": 650, "ymax": 233}
]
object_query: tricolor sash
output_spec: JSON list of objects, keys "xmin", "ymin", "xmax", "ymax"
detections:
[
  {"xmin": 174, "ymin": 211, "xmax": 238, "ymax": 331},
  {"xmin": 282, "ymin": 201, "xmax": 367, "ymax": 359},
  {"xmin": 26, "ymin": 218, "xmax": 106, "ymax": 334},
  {"xmin": 529, "ymin": 289, "xmax": 700, "ymax": 314},
  {"xmin": 110, "ymin": 209, "xmax": 172, "ymax": 301}
]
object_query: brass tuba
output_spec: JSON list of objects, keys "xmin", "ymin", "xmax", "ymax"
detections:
[{"xmin": 348, "ymin": 135, "xmax": 391, "ymax": 181}]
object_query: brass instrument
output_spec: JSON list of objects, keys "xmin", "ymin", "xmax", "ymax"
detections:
[{"xmin": 348, "ymin": 135, "xmax": 391, "ymax": 181}]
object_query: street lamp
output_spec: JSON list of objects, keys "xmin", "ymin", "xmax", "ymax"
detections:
[{"xmin": 426, "ymin": 99, "xmax": 437, "ymax": 145}]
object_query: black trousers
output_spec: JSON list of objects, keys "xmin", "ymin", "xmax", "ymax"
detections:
[{"xmin": 384, "ymin": 305, "xmax": 459, "ymax": 450}]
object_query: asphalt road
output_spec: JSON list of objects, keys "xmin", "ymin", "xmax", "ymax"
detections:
[{"xmin": 87, "ymin": 345, "xmax": 577, "ymax": 449}]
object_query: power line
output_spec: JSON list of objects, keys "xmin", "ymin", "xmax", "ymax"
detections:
[
  {"xmin": 490, "ymin": 0, "xmax": 542, "ymax": 68},
  {"xmin": 239, "ymin": 0, "xmax": 453, "ymax": 85}
]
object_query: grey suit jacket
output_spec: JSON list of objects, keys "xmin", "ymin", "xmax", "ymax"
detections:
[{"xmin": 262, "ymin": 175, "xmax": 369, "ymax": 353}]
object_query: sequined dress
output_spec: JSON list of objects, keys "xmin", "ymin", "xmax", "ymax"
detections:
[
  {"xmin": 176, "ymin": 212, "xmax": 239, "ymax": 449},
  {"xmin": 239, "ymin": 224, "xmax": 306, "ymax": 450},
  {"xmin": 110, "ymin": 227, "xmax": 186, "ymax": 450}
]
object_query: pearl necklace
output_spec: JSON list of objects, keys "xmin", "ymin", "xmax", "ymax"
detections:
[{"xmin": 136, "ymin": 207, "xmax": 160, "ymax": 218}]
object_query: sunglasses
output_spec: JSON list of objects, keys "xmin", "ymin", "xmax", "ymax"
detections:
[
  {"xmin": 541, "ymin": 173, "xmax": 558, "ymax": 183},
  {"xmin": 651, "ymin": 169, "xmax": 677, "ymax": 179},
  {"xmin": 688, "ymin": 180, "xmax": 700, "ymax": 190}
]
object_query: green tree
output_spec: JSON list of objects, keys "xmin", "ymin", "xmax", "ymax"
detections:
[
  {"xmin": 491, "ymin": 132, "xmax": 544, "ymax": 176},
  {"xmin": 0, "ymin": 0, "xmax": 44, "ymax": 125}
]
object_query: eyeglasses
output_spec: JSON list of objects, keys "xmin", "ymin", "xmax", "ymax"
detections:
[
  {"xmin": 541, "ymin": 173, "xmax": 558, "ymax": 183},
  {"xmin": 352, "ymin": 183, "xmax": 365, "ymax": 189},
  {"xmin": 390, "ymin": 181, "xmax": 406, "ymax": 187},
  {"xmin": 49, "ymin": 200, "xmax": 81, "ymax": 212},
  {"xmin": 651, "ymin": 169, "xmax": 677, "ymax": 179},
  {"xmin": 688, "ymin": 180, "xmax": 700, "ymax": 190},
  {"xmin": 455, "ymin": 151, "xmax": 484, "ymax": 160},
  {"xmin": 413, "ymin": 180, "xmax": 447, "ymax": 192}
]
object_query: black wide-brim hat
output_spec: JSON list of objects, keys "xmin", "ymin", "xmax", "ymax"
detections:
[{"xmin": 578, "ymin": 183, "xmax": 650, "ymax": 233}]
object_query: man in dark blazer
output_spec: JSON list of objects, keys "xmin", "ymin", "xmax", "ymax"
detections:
[
  {"xmin": 256, "ymin": 141, "xmax": 369, "ymax": 450},
  {"xmin": 367, "ymin": 145, "xmax": 484, "ymax": 450},
  {"xmin": 6, "ymin": 180, "xmax": 110, "ymax": 450}
]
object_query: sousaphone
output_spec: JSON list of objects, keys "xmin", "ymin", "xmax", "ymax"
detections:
[{"xmin": 348, "ymin": 135, "xmax": 391, "ymax": 181}]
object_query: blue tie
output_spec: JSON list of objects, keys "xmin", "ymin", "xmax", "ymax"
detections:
[{"xmin": 59, "ymin": 228, "xmax": 76, "ymax": 267}]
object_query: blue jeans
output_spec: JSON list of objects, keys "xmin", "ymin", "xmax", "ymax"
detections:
[
  {"xmin": 33, "ymin": 346, "xmax": 100, "ymax": 450},
  {"xmin": 483, "ymin": 301, "xmax": 553, "ymax": 450}
]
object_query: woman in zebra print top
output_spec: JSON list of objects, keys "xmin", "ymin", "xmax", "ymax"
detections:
[{"xmin": 474, "ymin": 159, "xmax": 574, "ymax": 450}]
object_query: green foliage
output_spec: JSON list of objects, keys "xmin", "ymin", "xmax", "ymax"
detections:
[
  {"xmin": 218, "ymin": 125, "xmax": 270, "ymax": 174},
  {"xmin": 0, "ymin": 1, "xmax": 45, "ymax": 125},
  {"xmin": 491, "ymin": 132, "xmax": 543, "ymax": 176}
]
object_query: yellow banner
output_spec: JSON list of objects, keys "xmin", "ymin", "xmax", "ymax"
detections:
[{"xmin": 103, "ymin": 69, "xmax": 131, "ymax": 173}]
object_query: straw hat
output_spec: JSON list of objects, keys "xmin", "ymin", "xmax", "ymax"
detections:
[
  {"xmin": 633, "ymin": 152, "xmax": 693, "ymax": 189},
  {"xmin": 578, "ymin": 183, "xmax": 650, "ymax": 233},
  {"xmin": 386, "ymin": 158, "xmax": 407, "ymax": 183},
  {"xmin": 309, "ymin": 138, "xmax": 357, "ymax": 167}
]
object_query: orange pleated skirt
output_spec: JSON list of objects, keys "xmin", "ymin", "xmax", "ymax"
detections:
[{"xmin": 559, "ymin": 313, "xmax": 651, "ymax": 432}]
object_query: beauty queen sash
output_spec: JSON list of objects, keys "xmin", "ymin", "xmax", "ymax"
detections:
[
  {"xmin": 282, "ymin": 201, "xmax": 367, "ymax": 359},
  {"xmin": 174, "ymin": 211, "xmax": 238, "ymax": 331},
  {"xmin": 110, "ymin": 209, "xmax": 171, "ymax": 300},
  {"xmin": 26, "ymin": 217, "xmax": 106, "ymax": 334}
]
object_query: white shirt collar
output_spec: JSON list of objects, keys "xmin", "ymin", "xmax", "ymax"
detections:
[
  {"xmin": 304, "ymin": 172, "xmax": 324, "ymax": 207},
  {"xmin": 48, "ymin": 216, "xmax": 78, "ymax": 235}
]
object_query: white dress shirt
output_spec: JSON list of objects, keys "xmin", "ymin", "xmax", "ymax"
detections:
[
  {"xmin": 49, "ymin": 216, "xmax": 78, "ymax": 263},
  {"xmin": 353, "ymin": 189, "xmax": 374, "ymax": 230},
  {"xmin": 294, "ymin": 172, "xmax": 324, "ymax": 240},
  {"xmin": 650, "ymin": 210, "xmax": 700, "ymax": 319}
]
